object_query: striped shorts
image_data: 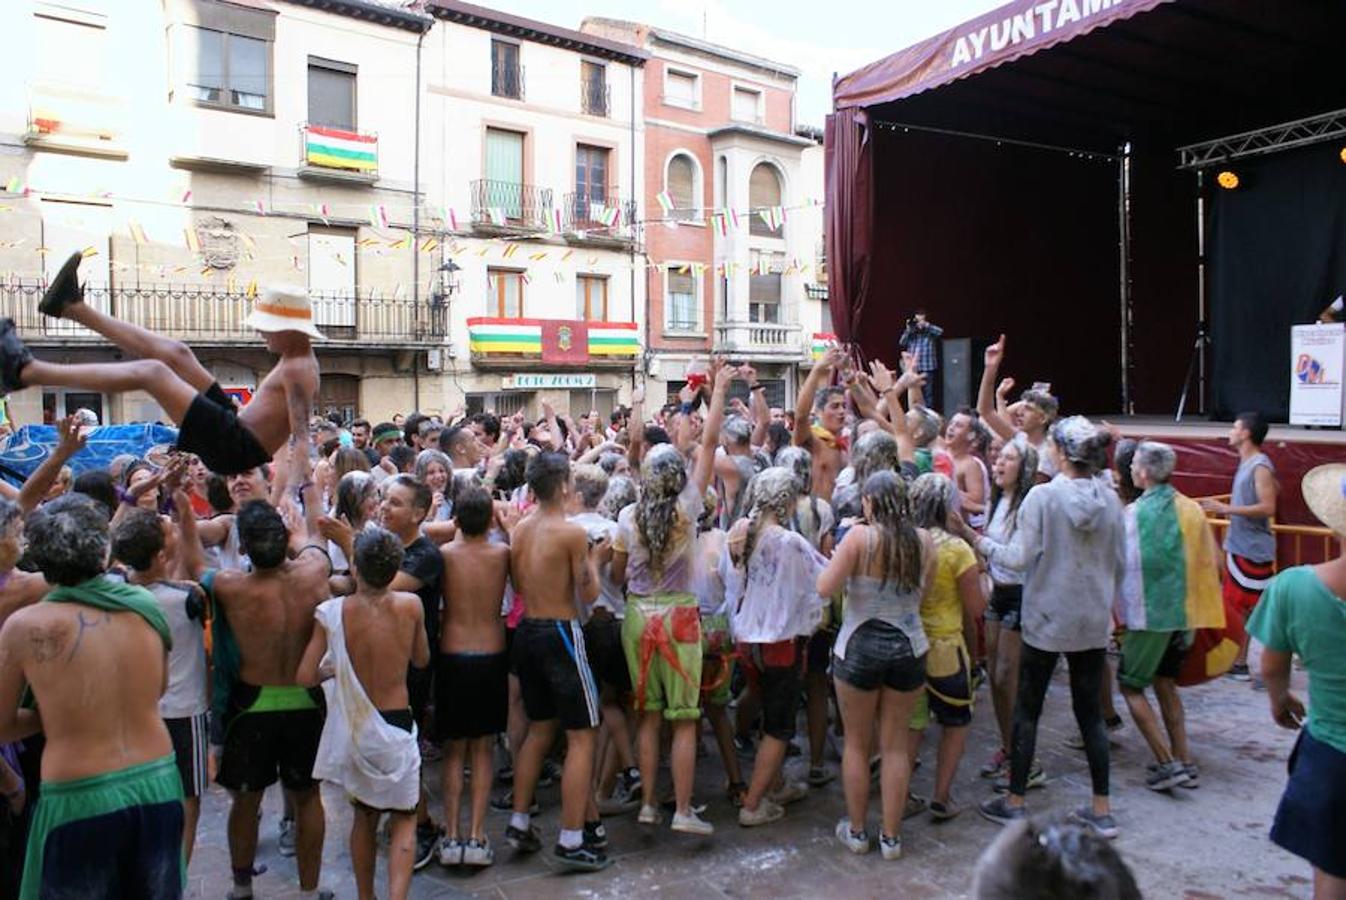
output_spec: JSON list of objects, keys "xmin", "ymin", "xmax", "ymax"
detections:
[
  {"xmin": 164, "ymin": 712, "xmax": 210, "ymax": 799},
  {"xmin": 1223, "ymin": 553, "xmax": 1274, "ymax": 619}
]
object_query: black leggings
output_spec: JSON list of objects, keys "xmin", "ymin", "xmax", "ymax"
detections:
[{"xmin": 1010, "ymin": 642, "xmax": 1109, "ymax": 797}]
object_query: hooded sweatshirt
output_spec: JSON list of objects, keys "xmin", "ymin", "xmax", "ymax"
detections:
[{"xmin": 976, "ymin": 473, "xmax": 1125, "ymax": 652}]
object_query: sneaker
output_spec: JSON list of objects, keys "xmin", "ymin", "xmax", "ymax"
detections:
[
  {"xmin": 1180, "ymin": 762, "xmax": 1200, "ymax": 788},
  {"xmin": 1071, "ymin": 806, "xmax": 1120, "ymax": 839},
  {"xmin": 538, "ymin": 759, "xmax": 563, "ymax": 788},
  {"xmin": 414, "ymin": 823, "xmax": 441, "ymax": 871},
  {"xmin": 903, "ymin": 793, "xmax": 928, "ymax": 819},
  {"xmin": 583, "ymin": 820, "xmax": 608, "ymax": 850},
  {"xmin": 1066, "ymin": 716, "xmax": 1125, "ymax": 750},
  {"xmin": 979, "ymin": 748, "xmax": 1008, "ymax": 779},
  {"xmin": 437, "ymin": 837, "xmax": 464, "ymax": 867},
  {"xmin": 277, "ymin": 817, "xmax": 296, "ymax": 858},
  {"xmin": 671, "ymin": 809, "xmax": 715, "ymax": 835},
  {"xmin": 733, "ymin": 735, "xmax": 756, "ymax": 756},
  {"xmin": 504, "ymin": 823, "xmax": 541, "ymax": 853},
  {"xmin": 38, "ymin": 251, "xmax": 85, "ymax": 318},
  {"xmin": 1227, "ymin": 663, "xmax": 1251, "ymax": 682},
  {"xmin": 1145, "ymin": 760, "xmax": 1192, "ymax": 792},
  {"xmin": 807, "ymin": 765, "xmax": 836, "ymax": 787},
  {"xmin": 993, "ymin": 761, "xmax": 1046, "ymax": 794},
  {"xmin": 738, "ymin": 799, "xmax": 785, "ymax": 827},
  {"xmin": 554, "ymin": 842, "xmax": 610, "ymax": 872},
  {"xmin": 929, "ymin": 798, "xmax": 962, "ymax": 821},
  {"xmin": 978, "ymin": 795, "xmax": 1028, "ymax": 827},
  {"xmin": 461, "ymin": 837, "xmax": 494, "ymax": 867},
  {"xmin": 0, "ymin": 320, "xmax": 31, "ymax": 397},
  {"xmin": 834, "ymin": 818, "xmax": 869, "ymax": 854},
  {"xmin": 971, "ymin": 662, "xmax": 988, "ymax": 692},
  {"xmin": 879, "ymin": 833, "xmax": 903, "ymax": 861},
  {"xmin": 491, "ymin": 791, "xmax": 539, "ymax": 815},
  {"xmin": 769, "ymin": 781, "xmax": 808, "ymax": 806},
  {"xmin": 637, "ymin": 804, "xmax": 663, "ymax": 826}
]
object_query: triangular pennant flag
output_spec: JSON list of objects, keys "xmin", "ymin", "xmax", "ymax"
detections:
[
  {"xmin": 655, "ymin": 191, "xmax": 673, "ymax": 215},
  {"xmin": 488, "ymin": 208, "xmax": 506, "ymax": 227},
  {"xmin": 246, "ymin": 279, "xmax": 258, "ymax": 298},
  {"xmin": 254, "ymin": 199, "xmax": 266, "ymax": 215},
  {"xmin": 180, "ymin": 189, "xmax": 192, "ymax": 204},
  {"xmin": 421, "ymin": 238, "xmax": 439, "ymax": 253},
  {"xmin": 127, "ymin": 221, "xmax": 148, "ymax": 246},
  {"xmin": 184, "ymin": 228, "xmax": 200, "ymax": 253},
  {"xmin": 560, "ymin": 249, "xmax": 574, "ymax": 262},
  {"xmin": 501, "ymin": 243, "xmax": 519, "ymax": 259},
  {"xmin": 529, "ymin": 251, "xmax": 548, "ymax": 261},
  {"xmin": 520, "ymin": 272, "xmax": 531, "ymax": 285},
  {"xmin": 551, "ymin": 207, "xmax": 564, "ymax": 233}
]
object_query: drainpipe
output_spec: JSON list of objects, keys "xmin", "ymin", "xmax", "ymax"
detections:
[
  {"xmin": 630, "ymin": 60, "xmax": 639, "ymax": 400},
  {"xmin": 411, "ymin": 25, "xmax": 425, "ymax": 411}
]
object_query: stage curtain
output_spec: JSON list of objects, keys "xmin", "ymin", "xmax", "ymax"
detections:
[
  {"xmin": 824, "ymin": 109, "xmax": 872, "ymax": 345},
  {"xmin": 1209, "ymin": 144, "xmax": 1346, "ymax": 421}
]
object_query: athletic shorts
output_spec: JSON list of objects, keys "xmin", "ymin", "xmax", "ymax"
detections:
[
  {"xmin": 583, "ymin": 612, "xmax": 631, "ymax": 693},
  {"xmin": 1118, "ymin": 630, "xmax": 1191, "ymax": 691},
  {"xmin": 700, "ymin": 612, "xmax": 735, "ymax": 707},
  {"xmin": 1223, "ymin": 553, "xmax": 1273, "ymax": 619},
  {"xmin": 985, "ymin": 583, "xmax": 1023, "ymax": 632},
  {"xmin": 407, "ymin": 661, "xmax": 433, "ymax": 727},
  {"xmin": 217, "ymin": 683, "xmax": 325, "ymax": 793},
  {"xmin": 909, "ymin": 636, "xmax": 973, "ymax": 730},
  {"xmin": 164, "ymin": 712, "xmax": 210, "ymax": 799},
  {"xmin": 21, "ymin": 754, "xmax": 184, "ymax": 900},
  {"xmin": 1271, "ymin": 727, "xmax": 1346, "ymax": 879},
  {"xmin": 175, "ymin": 382, "xmax": 272, "ymax": 476},
  {"xmin": 622, "ymin": 594, "xmax": 703, "ymax": 721},
  {"xmin": 512, "ymin": 618, "xmax": 600, "ymax": 731},
  {"xmin": 435, "ymin": 651, "xmax": 509, "ymax": 741},
  {"xmin": 832, "ymin": 620, "xmax": 926, "ymax": 693},
  {"xmin": 738, "ymin": 638, "xmax": 804, "ymax": 742}
]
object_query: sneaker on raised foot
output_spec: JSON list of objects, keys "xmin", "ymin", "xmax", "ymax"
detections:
[
  {"xmin": 277, "ymin": 817, "xmax": 296, "ymax": 858},
  {"xmin": 807, "ymin": 765, "xmax": 836, "ymax": 787},
  {"xmin": 461, "ymin": 837, "xmax": 494, "ymax": 867},
  {"xmin": 993, "ymin": 761, "xmax": 1046, "ymax": 794},
  {"xmin": 903, "ymin": 793, "xmax": 928, "ymax": 819},
  {"xmin": 537, "ymin": 758, "xmax": 563, "ymax": 788},
  {"xmin": 1145, "ymin": 760, "xmax": 1191, "ymax": 792},
  {"xmin": 583, "ymin": 820, "xmax": 608, "ymax": 850},
  {"xmin": 637, "ymin": 804, "xmax": 663, "ymax": 826},
  {"xmin": 671, "ymin": 809, "xmax": 715, "ymax": 835},
  {"xmin": 738, "ymin": 799, "xmax": 785, "ymax": 827},
  {"xmin": 979, "ymin": 748, "xmax": 1008, "ymax": 779},
  {"xmin": 835, "ymin": 818, "xmax": 869, "ymax": 854},
  {"xmin": 504, "ymin": 823, "xmax": 541, "ymax": 853},
  {"xmin": 554, "ymin": 842, "xmax": 610, "ymax": 872},
  {"xmin": 1227, "ymin": 663, "xmax": 1251, "ymax": 682},
  {"xmin": 929, "ymin": 798, "xmax": 962, "ymax": 821},
  {"xmin": 1070, "ymin": 806, "xmax": 1119, "ymax": 840},
  {"xmin": 38, "ymin": 251, "xmax": 85, "ymax": 318},
  {"xmin": 979, "ymin": 795, "xmax": 1027, "ymax": 827},
  {"xmin": 414, "ymin": 823, "xmax": 442, "ymax": 870},
  {"xmin": 879, "ymin": 833, "xmax": 903, "ymax": 861}
]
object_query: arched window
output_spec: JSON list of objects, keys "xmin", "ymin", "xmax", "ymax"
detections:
[
  {"xmin": 749, "ymin": 162, "xmax": 782, "ymax": 237},
  {"xmin": 666, "ymin": 153, "xmax": 697, "ymax": 221}
]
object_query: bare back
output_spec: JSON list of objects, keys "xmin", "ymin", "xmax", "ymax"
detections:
[
  {"xmin": 215, "ymin": 550, "xmax": 330, "ymax": 685},
  {"xmin": 240, "ymin": 350, "xmax": 319, "ymax": 453},
  {"xmin": 510, "ymin": 510, "xmax": 590, "ymax": 620},
  {"xmin": 3, "ymin": 603, "xmax": 170, "ymax": 781},
  {"xmin": 341, "ymin": 590, "xmax": 423, "ymax": 711},
  {"xmin": 442, "ymin": 537, "xmax": 509, "ymax": 654}
]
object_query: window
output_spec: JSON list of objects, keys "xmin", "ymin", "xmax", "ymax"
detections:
[
  {"xmin": 484, "ymin": 128, "xmax": 525, "ymax": 218},
  {"xmin": 185, "ymin": 26, "xmax": 269, "ymax": 111},
  {"xmin": 487, "ymin": 268, "xmax": 524, "ymax": 317},
  {"xmin": 750, "ymin": 253, "xmax": 782, "ymax": 324},
  {"xmin": 575, "ymin": 145, "xmax": 610, "ymax": 225},
  {"xmin": 576, "ymin": 275, "xmax": 609, "ymax": 321},
  {"xmin": 664, "ymin": 68, "xmax": 698, "ymax": 108},
  {"xmin": 581, "ymin": 60, "xmax": 607, "ymax": 116},
  {"xmin": 732, "ymin": 86, "xmax": 762, "ymax": 124},
  {"xmin": 35, "ymin": 10, "xmax": 106, "ymax": 87},
  {"xmin": 308, "ymin": 58, "xmax": 355, "ymax": 130},
  {"xmin": 749, "ymin": 163, "xmax": 783, "ymax": 237},
  {"xmin": 666, "ymin": 153, "xmax": 697, "ymax": 222},
  {"xmin": 307, "ymin": 227, "xmax": 356, "ymax": 329},
  {"xmin": 491, "ymin": 39, "xmax": 522, "ymax": 99},
  {"xmin": 666, "ymin": 268, "xmax": 698, "ymax": 331}
]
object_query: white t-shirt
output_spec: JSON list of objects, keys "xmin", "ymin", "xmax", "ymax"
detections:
[
  {"xmin": 570, "ymin": 511, "xmax": 624, "ymax": 615},
  {"xmin": 149, "ymin": 580, "xmax": 209, "ymax": 718},
  {"xmin": 614, "ymin": 481, "xmax": 702, "ymax": 596}
]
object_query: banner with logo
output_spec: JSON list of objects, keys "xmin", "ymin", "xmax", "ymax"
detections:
[
  {"xmin": 1289, "ymin": 323, "xmax": 1345, "ymax": 426},
  {"xmin": 540, "ymin": 319, "xmax": 590, "ymax": 364}
]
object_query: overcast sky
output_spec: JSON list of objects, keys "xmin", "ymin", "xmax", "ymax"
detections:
[{"xmin": 483, "ymin": 0, "xmax": 1006, "ymax": 126}]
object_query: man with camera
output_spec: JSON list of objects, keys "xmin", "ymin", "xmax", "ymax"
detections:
[{"xmin": 900, "ymin": 310, "xmax": 944, "ymax": 412}]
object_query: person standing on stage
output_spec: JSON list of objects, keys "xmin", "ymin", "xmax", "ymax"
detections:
[
  {"xmin": 1199, "ymin": 412, "xmax": 1278, "ymax": 682},
  {"xmin": 899, "ymin": 311, "xmax": 944, "ymax": 412}
]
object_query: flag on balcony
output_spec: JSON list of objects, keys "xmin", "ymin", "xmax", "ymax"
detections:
[
  {"xmin": 712, "ymin": 212, "xmax": 729, "ymax": 237},
  {"xmin": 811, "ymin": 333, "xmax": 838, "ymax": 360},
  {"xmin": 758, "ymin": 207, "xmax": 785, "ymax": 231},
  {"xmin": 550, "ymin": 208, "xmax": 564, "ymax": 233},
  {"xmin": 589, "ymin": 322, "xmax": 639, "ymax": 357},
  {"xmin": 655, "ymin": 191, "xmax": 674, "ymax": 215},
  {"xmin": 304, "ymin": 125, "xmax": 377, "ymax": 172},
  {"xmin": 488, "ymin": 208, "xmax": 506, "ymax": 227},
  {"xmin": 541, "ymin": 319, "xmax": 589, "ymax": 364},
  {"xmin": 442, "ymin": 206, "xmax": 458, "ymax": 231}
]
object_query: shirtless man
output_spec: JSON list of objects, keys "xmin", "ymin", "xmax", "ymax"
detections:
[
  {"xmin": 0, "ymin": 251, "xmax": 319, "ymax": 477},
  {"xmin": 297, "ymin": 528, "xmax": 429, "ymax": 900},
  {"xmin": 0, "ymin": 494, "xmax": 184, "ymax": 899},
  {"xmin": 184, "ymin": 473, "xmax": 333, "ymax": 899},
  {"xmin": 946, "ymin": 408, "xmax": 990, "ymax": 527},
  {"xmin": 506, "ymin": 452, "xmax": 608, "ymax": 871},
  {"xmin": 437, "ymin": 484, "xmax": 511, "ymax": 868},
  {"xmin": 794, "ymin": 347, "xmax": 851, "ymax": 502}
]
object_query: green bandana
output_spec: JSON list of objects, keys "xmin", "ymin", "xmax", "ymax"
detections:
[{"xmin": 45, "ymin": 576, "xmax": 172, "ymax": 652}]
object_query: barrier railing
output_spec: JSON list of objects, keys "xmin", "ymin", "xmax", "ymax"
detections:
[{"xmin": 1197, "ymin": 492, "xmax": 1340, "ymax": 569}]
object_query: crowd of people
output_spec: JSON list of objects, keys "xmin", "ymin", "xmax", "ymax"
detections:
[{"xmin": 0, "ymin": 274, "xmax": 1341, "ymax": 899}]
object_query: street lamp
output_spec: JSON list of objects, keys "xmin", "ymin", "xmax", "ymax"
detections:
[{"xmin": 439, "ymin": 258, "xmax": 461, "ymax": 297}]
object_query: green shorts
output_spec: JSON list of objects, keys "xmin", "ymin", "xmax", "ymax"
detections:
[
  {"xmin": 700, "ymin": 612, "xmax": 735, "ymax": 707},
  {"xmin": 1119, "ymin": 629, "xmax": 1192, "ymax": 691},
  {"xmin": 22, "ymin": 754, "xmax": 185, "ymax": 900},
  {"xmin": 622, "ymin": 593, "xmax": 703, "ymax": 721}
]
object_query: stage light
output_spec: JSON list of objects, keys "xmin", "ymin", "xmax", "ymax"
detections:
[
  {"xmin": 1340, "ymin": 146, "xmax": 1346, "ymax": 164},
  {"xmin": 1216, "ymin": 170, "xmax": 1240, "ymax": 190}
]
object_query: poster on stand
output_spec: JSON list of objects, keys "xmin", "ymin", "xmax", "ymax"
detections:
[{"xmin": 1289, "ymin": 323, "xmax": 1345, "ymax": 427}]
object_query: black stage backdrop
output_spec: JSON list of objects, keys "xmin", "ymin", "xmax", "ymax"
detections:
[{"xmin": 1210, "ymin": 144, "xmax": 1346, "ymax": 422}]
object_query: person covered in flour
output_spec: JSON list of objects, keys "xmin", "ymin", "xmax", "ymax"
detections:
[{"xmin": 298, "ymin": 527, "xmax": 430, "ymax": 900}]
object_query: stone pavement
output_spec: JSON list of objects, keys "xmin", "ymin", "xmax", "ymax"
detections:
[{"xmin": 186, "ymin": 663, "xmax": 1314, "ymax": 899}]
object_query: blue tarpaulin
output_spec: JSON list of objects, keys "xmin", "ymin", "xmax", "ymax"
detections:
[{"xmin": 0, "ymin": 423, "xmax": 179, "ymax": 487}]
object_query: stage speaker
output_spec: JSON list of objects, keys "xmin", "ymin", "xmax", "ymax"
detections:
[{"xmin": 942, "ymin": 337, "xmax": 991, "ymax": 413}]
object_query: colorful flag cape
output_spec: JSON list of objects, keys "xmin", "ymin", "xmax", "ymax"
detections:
[{"xmin": 1117, "ymin": 484, "xmax": 1226, "ymax": 632}]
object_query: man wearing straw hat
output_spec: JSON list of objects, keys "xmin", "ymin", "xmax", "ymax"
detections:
[
  {"xmin": 0, "ymin": 250, "xmax": 321, "ymax": 478},
  {"xmin": 1245, "ymin": 463, "xmax": 1346, "ymax": 899}
]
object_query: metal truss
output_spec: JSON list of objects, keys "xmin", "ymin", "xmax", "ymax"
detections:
[{"xmin": 1177, "ymin": 108, "xmax": 1346, "ymax": 169}]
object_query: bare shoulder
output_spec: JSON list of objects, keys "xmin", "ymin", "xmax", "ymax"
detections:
[{"xmin": 390, "ymin": 589, "xmax": 423, "ymax": 620}]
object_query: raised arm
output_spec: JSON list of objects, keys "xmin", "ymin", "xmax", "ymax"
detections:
[
  {"xmin": 693, "ymin": 364, "xmax": 734, "ymax": 496},
  {"xmin": 742, "ymin": 365, "xmax": 770, "ymax": 448},
  {"xmin": 977, "ymin": 334, "xmax": 1015, "ymax": 440},
  {"xmin": 626, "ymin": 386, "xmax": 646, "ymax": 470},
  {"xmin": 795, "ymin": 348, "xmax": 841, "ymax": 448},
  {"xmin": 870, "ymin": 361, "xmax": 919, "ymax": 465},
  {"xmin": 902, "ymin": 351, "xmax": 926, "ymax": 411},
  {"xmin": 172, "ymin": 486, "xmax": 208, "ymax": 580},
  {"xmin": 16, "ymin": 416, "xmax": 86, "ymax": 513},
  {"xmin": 284, "ymin": 377, "xmax": 316, "ymax": 495}
]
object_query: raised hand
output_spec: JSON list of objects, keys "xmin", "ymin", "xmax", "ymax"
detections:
[
  {"xmin": 985, "ymin": 334, "xmax": 1006, "ymax": 369},
  {"xmin": 996, "ymin": 376, "xmax": 1016, "ymax": 399},
  {"xmin": 821, "ymin": 346, "xmax": 846, "ymax": 371},
  {"xmin": 868, "ymin": 360, "xmax": 896, "ymax": 395},
  {"xmin": 54, "ymin": 415, "xmax": 87, "ymax": 459},
  {"xmin": 738, "ymin": 363, "xmax": 759, "ymax": 385}
]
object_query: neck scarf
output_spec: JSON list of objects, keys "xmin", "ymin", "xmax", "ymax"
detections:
[
  {"xmin": 45, "ymin": 576, "xmax": 172, "ymax": 651},
  {"xmin": 811, "ymin": 423, "xmax": 849, "ymax": 453}
]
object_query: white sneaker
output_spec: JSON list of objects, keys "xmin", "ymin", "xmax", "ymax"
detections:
[
  {"xmin": 436, "ymin": 837, "xmax": 463, "ymax": 867},
  {"xmin": 835, "ymin": 819, "xmax": 869, "ymax": 854},
  {"xmin": 880, "ymin": 833, "xmax": 902, "ymax": 860},
  {"xmin": 460, "ymin": 837, "xmax": 494, "ymax": 867},
  {"xmin": 637, "ymin": 804, "xmax": 663, "ymax": 826},
  {"xmin": 738, "ymin": 799, "xmax": 785, "ymax": 827},
  {"xmin": 769, "ymin": 781, "xmax": 808, "ymax": 806},
  {"xmin": 671, "ymin": 809, "xmax": 714, "ymax": 835}
]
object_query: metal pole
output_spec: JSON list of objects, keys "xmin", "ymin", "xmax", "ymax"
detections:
[
  {"xmin": 1196, "ymin": 169, "xmax": 1207, "ymax": 415},
  {"xmin": 1118, "ymin": 141, "xmax": 1132, "ymax": 415},
  {"xmin": 412, "ymin": 27, "xmax": 425, "ymax": 411}
]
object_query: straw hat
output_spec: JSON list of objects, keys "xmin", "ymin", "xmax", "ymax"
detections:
[
  {"xmin": 242, "ymin": 285, "xmax": 326, "ymax": 340},
  {"xmin": 1301, "ymin": 463, "xmax": 1346, "ymax": 536}
]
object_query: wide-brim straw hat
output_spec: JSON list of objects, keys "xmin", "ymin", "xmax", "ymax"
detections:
[
  {"xmin": 242, "ymin": 285, "xmax": 326, "ymax": 340},
  {"xmin": 1301, "ymin": 463, "xmax": 1346, "ymax": 536}
]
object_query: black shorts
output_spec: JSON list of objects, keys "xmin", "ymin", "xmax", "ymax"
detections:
[
  {"xmin": 175, "ymin": 382, "xmax": 272, "ymax": 476},
  {"xmin": 740, "ymin": 639, "xmax": 804, "ymax": 742},
  {"xmin": 407, "ymin": 661, "xmax": 434, "ymax": 726},
  {"xmin": 216, "ymin": 683, "xmax": 325, "ymax": 793},
  {"xmin": 583, "ymin": 613, "xmax": 631, "ymax": 692},
  {"xmin": 512, "ymin": 619, "xmax": 600, "ymax": 731},
  {"xmin": 807, "ymin": 628, "xmax": 836, "ymax": 676},
  {"xmin": 832, "ymin": 621, "xmax": 926, "ymax": 692},
  {"xmin": 986, "ymin": 583, "xmax": 1023, "ymax": 632},
  {"xmin": 164, "ymin": 712, "xmax": 210, "ymax": 799},
  {"xmin": 435, "ymin": 651, "xmax": 509, "ymax": 740}
]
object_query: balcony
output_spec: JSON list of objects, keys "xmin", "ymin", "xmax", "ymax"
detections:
[
  {"xmin": 467, "ymin": 317, "xmax": 639, "ymax": 370},
  {"xmin": 713, "ymin": 320, "xmax": 806, "ymax": 360},
  {"xmin": 471, "ymin": 180, "xmax": 554, "ymax": 234},
  {"xmin": 492, "ymin": 60, "xmax": 525, "ymax": 100},
  {"xmin": 25, "ymin": 80, "xmax": 125, "ymax": 158},
  {"xmin": 581, "ymin": 79, "xmax": 609, "ymax": 117},
  {"xmin": 298, "ymin": 123, "xmax": 379, "ymax": 184},
  {"xmin": 0, "ymin": 281, "xmax": 444, "ymax": 349},
  {"xmin": 561, "ymin": 192, "xmax": 639, "ymax": 248}
]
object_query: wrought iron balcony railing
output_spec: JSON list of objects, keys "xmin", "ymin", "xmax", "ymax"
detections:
[
  {"xmin": 581, "ymin": 78, "xmax": 609, "ymax": 117},
  {"xmin": 561, "ymin": 192, "xmax": 638, "ymax": 243},
  {"xmin": 471, "ymin": 179, "xmax": 554, "ymax": 232}
]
